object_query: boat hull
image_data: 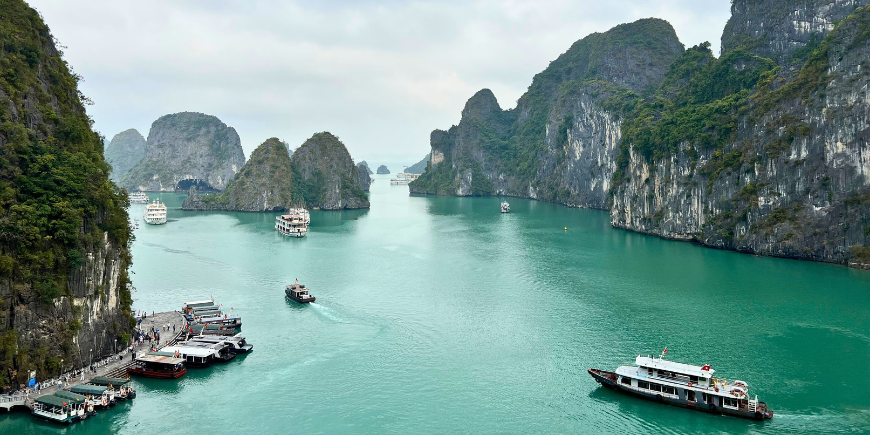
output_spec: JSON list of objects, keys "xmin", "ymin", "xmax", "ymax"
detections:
[
  {"xmin": 286, "ymin": 294, "xmax": 315, "ymax": 303},
  {"xmin": 31, "ymin": 411, "xmax": 77, "ymax": 425},
  {"xmin": 588, "ymin": 369, "xmax": 773, "ymax": 421},
  {"xmin": 128, "ymin": 367, "xmax": 187, "ymax": 379}
]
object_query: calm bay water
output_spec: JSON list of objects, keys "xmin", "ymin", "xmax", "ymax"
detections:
[{"xmin": 3, "ymin": 174, "xmax": 869, "ymax": 434}]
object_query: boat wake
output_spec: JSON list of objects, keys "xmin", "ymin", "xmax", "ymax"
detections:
[{"xmin": 308, "ymin": 303, "xmax": 350, "ymax": 324}]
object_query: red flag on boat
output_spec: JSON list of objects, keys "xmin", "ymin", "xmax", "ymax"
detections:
[
  {"xmin": 701, "ymin": 364, "xmax": 711, "ymax": 371},
  {"xmin": 663, "ymin": 348, "xmax": 668, "ymax": 354},
  {"xmin": 296, "ymin": 278, "xmax": 298, "ymax": 283}
]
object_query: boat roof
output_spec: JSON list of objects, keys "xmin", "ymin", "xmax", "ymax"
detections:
[
  {"xmin": 69, "ymin": 384, "xmax": 108, "ymax": 395},
  {"xmin": 137, "ymin": 354, "xmax": 186, "ymax": 365},
  {"xmin": 54, "ymin": 391, "xmax": 88, "ymax": 403},
  {"xmin": 199, "ymin": 315, "xmax": 241, "ymax": 322},
  {"xmin": 36, "ymin": 394, "xmax": 71, "ymax": 407},
  {"xmin": 635, "ymin": 356, "xmax": 715, "ymax": 377},
  {"xmin": 195, "ymin": 334, "xmax": 244, "ymax": 341},
  {"xmin": 191, "ymin": 304, "xmax": 220, "ymax": 311},
  {"xmin": 185, "ymin": 300, "xmax": 215, "ymax": 307},
  {"xmin": 89, "ymin": 376, "xmax": 132, "ymax": 386},
  {"xmin": 161, "ymin": 345, "xmax": 218, "ymax": 357}
]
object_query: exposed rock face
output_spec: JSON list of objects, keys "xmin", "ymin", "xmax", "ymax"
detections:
[
  {"xmin": 376, "ymin": 165, "xmax": 390, "ymax": 174},
  {"xmin": 722, "ymin": 0, "xmax": 870, "ymax": 64},
  {"xmin": 105, "ymin": 128, "xmax": 146, "ymax": 182},
  {"xmin": 405, "ymin": 154, "xmax": 430, "ymax": 174},
  {"xmin": 120, "ymin": 112, "xmax": 245, "ymax": 192},
  {"xmin": 182, "ymin": 138, "xmax": 293, "ymax": 212},
  {"xmin": 359, "ymin": 161, "xmax": 374, "ymax": 174},
  {"xmin": 357, "ymin": 163, "xmax": 372, "ymax": 191},
  {"xmin": 291, "ymin": 132, "xmax": 370, "ymax": 209},
  {"xmin": 0, "ymin": 0, "xmax": 133, "ymax": 388},
  {"xmin": 411, "ymin": 7, "xmax": 870, "ymax": 267}
]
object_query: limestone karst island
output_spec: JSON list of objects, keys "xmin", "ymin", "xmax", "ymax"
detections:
[{"xmin": 0, "ymin": 0, "xmax": 868, "ymax": 433}]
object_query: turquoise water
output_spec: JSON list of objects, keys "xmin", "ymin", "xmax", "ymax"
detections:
[{"xmin": 3, "ymin": 174, "xmax": 869, "ymax": 434}]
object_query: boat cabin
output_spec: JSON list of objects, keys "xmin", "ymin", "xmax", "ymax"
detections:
[
  {"xmin": 158, "ymin": 344, "xmax": 225, "ymax": 367},
  {"xmin": 32, "ymin": 394, "xmax": 79, "ymax": 424},
  {"xmin": 634, "ymin": 356, "xmax": 713, "ymax": 388},
  {"xmin": 69, "ymin": 384, "xmax": 113, "ymax": 408},
  {"xmin": 176, "ymin": 341, "xmax": 236, "ymax": 362},
  {"xmin": 129, "ymin": 354, "xmax": 187, "ymax": 379},
  {"xmin": 285, "ymin": 284, "xmax": 315, "ymax": 303},
  {"xmin": 188, "ymin": 323, "xmax": 238, "ymax": 336},
  {"xmin": 184, "ymin": 300, "xmax": 216, "ymax": 310}
]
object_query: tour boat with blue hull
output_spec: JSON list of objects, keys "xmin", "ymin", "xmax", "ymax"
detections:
[{"xmin": 589, "ymin": 354, "xmax": 773, "ymax": 421}]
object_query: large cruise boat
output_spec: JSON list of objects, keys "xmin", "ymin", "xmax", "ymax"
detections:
[
  {"xmin": 129, "ymin": 191, "xmax": 149, "ymax": 204},
  {"xmin": 589, "ymin": 352, "xmax": 773, "ymax": 420},
  {"xmin": 144, "ymin": 199, "xmax": 167, "ymax": 225},
  {"xmin": 275, "ymin": 208, "xmax": 310, "ymax": 237}
]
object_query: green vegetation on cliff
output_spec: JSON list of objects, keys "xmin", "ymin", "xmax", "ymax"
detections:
[
  {"xmin": 0, "ymin": 0, "xmax": 133, "ymax": 387},
  {"xmin": 290, "ymin": 132, "xmax": 369, "ymax": 209}
]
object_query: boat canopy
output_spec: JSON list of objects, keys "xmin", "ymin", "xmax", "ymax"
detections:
[
  {"xmin": 137, "ymin": 354, "xmax": 186, "ymax": 365},
  {"xmin": 69, "ymin": 384, "xmax": 108, "ymax": 395},
  {"xmin": 191, "ymin": 304, "xmax": 220, "ymax": 312},
  {"xmin": 35, "ymin": 394, "xmax": 70, "ymax": 407},
  {"xmin": 191, "ymin": 309, "xmax": 222, "ymax": 317},
  {"xmin": 635, "ymin": 356, "xmax": 715, "ymax": 377},
  {"xmin": 185, "ymin": 300, "xmax": 215, "ymax": 308},
  {"xmin": 199, "ymin": 315, "xmax": 241, "ymax": 323},
  {"xmin": 161, "ymin": 345, "xmax": 217, "ymax": 358},
  {"xmin": 90, "ymin": 376, "xmax": 132, "ymax": 386},
  {"xmin": 54, "ymin": 391, "xmax": 88, "ymax": 403}
]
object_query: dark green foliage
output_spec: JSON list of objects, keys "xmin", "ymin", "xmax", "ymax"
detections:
[
  {"xmin": 852, "ymin": 245, "xmax": 870, "ymax": 262},
  {"xmin": 0, "ymin": 0, "xmax": 133, "ymax": 387}
]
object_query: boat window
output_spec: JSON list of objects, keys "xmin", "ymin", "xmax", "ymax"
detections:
[
  {"xmin": 649, "ymin": 383, "xmax": 662, "ymax": 392},
  {"xmin": 689, "ymin": 375, "xmax": 699, "ymax": 383},
  {"xmin": 620, "ymin": 377, "xmax": 631, "ymax": 385},
  {"xmin": 638, "ymin": 381, "xmax": 649, "ymax": 389},
  {"xmin": 662, "ymin": 386, "xmax": 676, "ymax": 395},
  {"xmin": 687, "ymin": 390, "xmax": 696, "ymax": 401},
  {"xmin": 723, "ymin": 397, "xmax": 738, "ymax": 409},
  {"xmin": 647, "ymin": 367, "xmax": 654, "ymax": 376}
]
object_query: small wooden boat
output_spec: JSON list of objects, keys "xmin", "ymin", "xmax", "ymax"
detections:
[
  {"xmin": 69, "ymin": 384, "xmax": 113, "ymax": 409},
  {"xmin": 286, "ymin": 284, "xmax": 315, "ymax": 303},
  {"xmin": 31, "ymin": 394, "xmax": 80, "ymax": 424},
  {"xmin": 88, "ymin": 376, "xmax": 136, "ymax": 400},
  {"xmin": 128, "ymin": 354, "xmax": 187, "ymax": 379},
  {"xmin": 54, "ymin": 391, "xmax": 96, "ymax": 418}
]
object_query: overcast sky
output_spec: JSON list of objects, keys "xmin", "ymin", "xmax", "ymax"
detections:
[{"xmin": 29, "ymin": 0, "xmax": 731, "ymax": 166}]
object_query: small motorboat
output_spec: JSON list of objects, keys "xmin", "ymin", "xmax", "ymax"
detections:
[
  {"xmin": 500, "ymin": 201, "xmax": 510, "ymax": 213},
  {"xmin": 286, "ymin": 284, "xmax": 315, "ymax": 303}
]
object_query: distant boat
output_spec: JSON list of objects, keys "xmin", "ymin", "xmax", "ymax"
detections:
[
  {"xmin": 500, "ymin": 201, "xmax": 510, "ymax": 213},
  {"xmin": 276, "ymin": 208, "xmax": 310, "ymax": 237},
  {"xmin": 589, "ymin": 352, "xmax": 773, "ymax": 420},
  {"xmin": 129, "ymin": 191, "xmax": 149, "ymax": 204},
  {"xmin": 31, "ymin": 394, "xmax": 80, "ymax": 424},
  {"xmin": 144, "ymin": 199, "xmax": 167, "ymax": 225},
  {"xmin": 286, "ymin": 284, "xmax": 315, "ymax": 303}
]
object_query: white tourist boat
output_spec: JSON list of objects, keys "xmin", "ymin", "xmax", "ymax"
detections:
[
  {"xmin": 129, "ymin": 191, "xmax": 149, "ymax": 204},
  {"xmin": 275, "ymin": 208, "xmax": 310, "ymax": 237},
  {"xmin": 589, "ymin": 350, "xmax": 773, "ymax": 420},
  {"xmin": 31, "ymin": 394, "xmax": 81, "ymax": 424},
  {"xmin": 500, "ymin": 201, "xmax": 510, "ymax": 213},
  {"xmin": 144, "ymin": 199, "xmax": 167, "ymax": 225}
]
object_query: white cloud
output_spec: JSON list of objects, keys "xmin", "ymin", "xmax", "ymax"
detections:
[{"xmin": 29, "ymin": 0, "xmax": 731, "ymax": 165}]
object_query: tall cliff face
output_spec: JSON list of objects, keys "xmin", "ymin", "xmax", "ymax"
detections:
[
  {"xmin": 105, "ymin": 128, "xmax": 146, "ymax": 183},
  {"xmin": 412, "ymin": 5, "xmax": 870, "ymax": 268},
  {"xmin": 182, "ymin": 138, "xmax": 293, "ymax": 212},
  {"xmin": 357, "ymin": 163, "xmax": 372, "ymax": 191},
  {"xmin": 722, "ymin": 0, "xmax": 870, "ymax": 64},
  {"xmin": 0, "ymin": 0, "xmax": 133, "ymax": 388},
  {"xmin": 120, "ymin": 112, "xmax": 245, "ymax": 192},
  {"xmin": 411, "ymin": 18, "xmax": 683, "ymax": 207},
  {"xmin": 290, "ymin": 132, "xmax": 370, "ymax": 210},
  {"xmin": 359, "ymin": 161, "xmax": 374, "ymax": 174}
]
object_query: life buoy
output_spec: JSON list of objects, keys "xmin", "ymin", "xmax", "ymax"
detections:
[
  {"xmin": 714, "ymin": 387, "xmax": 719, "ymax": 392},
  {"xmin": 102, "ymin": 397, "xmax": 107, "ymax": 406}
]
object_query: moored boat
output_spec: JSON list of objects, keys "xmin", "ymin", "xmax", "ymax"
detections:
[
  {"xmin": 285, "ymin": 284, "xmax": 315, "ymax": 303},
  {"xmin": 589, "ymin": 352, "xmax": 773, "ymax": 420},
  {"xmin": 69, "ymin": 384, "xmax": 113, "ymax": 409},
  {"xmin": 88, "ymin": 376, "xmax": 136, "ymax": 400},
  {"xmin": 54, "ymin": 391, "xmax": 95, "ymax": 418},
  {"xmin": 31, "ymin": 394, "xmax": 80, "ymax": 424},
  {"xmin": 188, "ymin": 334, "xmax": 253, "ymax": 353},
  {"xmin": 128, "ymin": 354, "xmax": 187, "ymax": 379},
  {"xmin": 176, "ymin": 341, "xmax": 236, "ymax": 362},
  {"xmin": 500, "ymin": 201, "xmax": 510, "ymax": 213},
  {"xmin": 129, "ymin": 191, "xmax": 149, "ymax": 204},
  {"xmin": 197, "ymin": 315, "xmax": 242, "ymax": 329}
]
